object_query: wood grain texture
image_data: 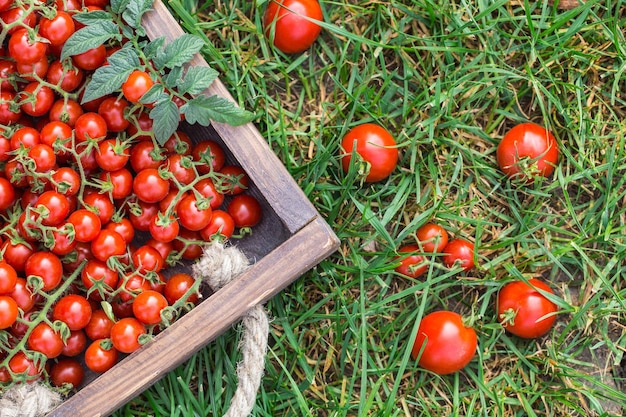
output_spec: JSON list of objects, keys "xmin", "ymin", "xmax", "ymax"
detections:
[{"xmin": 46, "ymin": 0, "xmax": 339, "ymax": 415}]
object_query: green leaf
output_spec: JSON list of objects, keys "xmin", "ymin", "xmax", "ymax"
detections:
[
  {"xmin": 180, "ymin": 95, "xmax": 254, "ymax": 126},
  {"xmin": 162, "ymin": 66, "xmax": 184, "ymax": 89},
  {"xmin": 122, "ymin": 0, "xmax": 153, "ymax": 29},
  {"xmin": 150, "ymin": 101, "xmax": 181, "ymax": 145},
  {"xmin": 178, "ymin": 66, "xmax": 219, "ymax": 95},
  {"xmin": 139, "ymin": 84, "xmax": 168, "ymax": 105},
  {"xmin": 144, "ymin": 37, "xmax": 166, "ymax": 60},
  {"xmin": 153, "ymin": 34, "xmax": 205, "ymax": 70},
  {"xmin": 81, "ymin": 47, "xmax": 140, "ymax": 103},
  {"xmin": 110, "ymin": 0, "xmax": 131, "ymax": 14},
  {"xmin": 61, "ymin": 20, "xmax": 120, "ymax": 60},
  {"xmin": 72, "ymin": 10, "xmax": 113, "ymax": 25}
]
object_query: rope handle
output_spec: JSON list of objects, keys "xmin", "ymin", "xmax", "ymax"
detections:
[{"xmin": 0, "ymin": 243, "xmax": 268, "ymax": 417}]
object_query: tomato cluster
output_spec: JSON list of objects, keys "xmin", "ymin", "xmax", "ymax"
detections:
[
  {"xmin": 394, "ymin": 222, "xmax": 475, "ymax": 279},
  {"xmin": 0, "ymin": 0, "xmax": 262, "ymax": 390}
]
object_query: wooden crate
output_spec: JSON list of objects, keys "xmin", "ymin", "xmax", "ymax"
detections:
[{"xmin": 46, "ymin": 1, "xmax": 339, "ymax": 415}]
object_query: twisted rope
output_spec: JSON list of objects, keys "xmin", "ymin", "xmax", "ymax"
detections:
[{"xmin": 0, "ymin": 242, "xmax": 268, "ymax": 417}]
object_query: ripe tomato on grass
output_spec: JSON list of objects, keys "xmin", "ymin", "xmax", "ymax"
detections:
[
  {"xmin": 497, "ymin": 122, "xmax": 559, "ymax": 182},
  {"xmin": 394, "ymin": 245, "xmax": 427, "ymax": 279},
  {"xmin": 411, "ymin": 311, "xmax": 477, "ymax": 375},
  {"xmin": 443, "ymin": 238, "xmax": 475, "ymax": 272},
  {"xmin": 263, "ymin": 0, "xmax": 323, "ymax": 54},
  {"xmin": 497, "ymin": 278, "xmax": 558, "ymax": 339},
  {"xmin": 341, "ymin": 123, "xmax": 398, "ymax": 182}
]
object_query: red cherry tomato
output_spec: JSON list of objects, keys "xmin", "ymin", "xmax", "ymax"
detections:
[
  {"xmin": 263, "ymin": 0, "xmax": 323, "ymax": 54},
  {"xmin": 39, "ymin": 11, "xmax": 75, "ymax": 46},
  {"xmin": 52, "ymin": 294, "xmax": 93, "ymax": 331},
  {"xmin": 496, "ymin": 122, "xmax": 559, "ymax": 182},
  {"xmin": 227, "ymin": 194, "xmax": 262, "ymax": 228},
  {"xmin": 394, "ymin": 245, "xmax": 427, "ymax": 279},
  {"xmin": 416, "ymin": 223, "xmax": 449, "ymax": 253},
  {"xmin": 110, "ymin": 317, "xmax": 146, "ymax": 353},
  {"xmin": 25, "ymin": 251, "xmax": 64, "ymax": 291},
  {"xmin": 341, "ymin": 123, "xmax": 398, "ymax": 182},
  {"xmin": 8, "ymin": 28, "xmax": 48, "ymax": 64},
  {"xmin": 122, "ymin": 70, "xmax": 155, "ymax": 104},
  {"xmin": 27, "ymin": 322, "xmax": 64, "ymax": 359},
  {"xmin": 164, "ymin": 273, "xmax": 198, "ymax": 305},
  {"xmin": 133, "ymin": 168, "xmax": 170, "ymax": 203},
  {"xmin": 443, "ymin": 238, "xmax": 475, "ymax": 272},
  {"xmin": 132, "ymin": 290, "xmax": 168, "ymax": 325},
  {"xmin": 497, "ymin": 278, "xmax": 558, "ymax": 339},
  {"xmin": 84, "ymin": 339, "xmax": 119, "ymax": 373},
  {"xmin": 411, "ymin": 311, "xmax": 477, "ymax": 375},
  {"xmin": 0, "ymin": 295, "xmax": 18, "ymax": 329},
  {"xmin": 50, "ymin": 358, "xmax": 84, "ymax": 388}
]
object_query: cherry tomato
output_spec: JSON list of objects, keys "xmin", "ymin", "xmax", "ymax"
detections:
[
  {"xmin": 83, "ymin": 190, "xmax": 115, "ymax": 224},
  {"xmin": 227, "ymin": 194, "xmax": 262, "ymax": 228},
  {"xmin": 192, "ymin": 140, "xmax": 225, "ymax": 173},
  {"xmin": 53, "ymin": 294, "xmax": 93, "ymax": 331},
  {"xmin": 35, "ymin": 190, "xmax": 70, "ymax": 226},
  {"xmin": 84, "ymin": 309, "xmax": 115, "ymax": 340},
  {"xmin": 81, "ymin": 259, "xmax": 119, "ymax": 300},
  {"xmin": 200, "ymin": 210, "xmax": 235, "ymax": 241},
  {"xmin": 19, "ymin": 82, "xmax": 55, "ymax": 117},
  {"xmin": 177, "ymin": 195, "xmax": 213, "ymax": 231},
  {"xmin": 263, "ymin": 0, "xmax": 323, "ymax": 54},
  {"xmin": 84, "ymin": 339, "xmax": 119, "ymax": 373},
  {"xmin": 133, "ymin": 168, "xmax": 170, "ymax": 203},
  {"xmin": 496, "ymin": 122, "xmax": 559, "ymax": 182},
  {"xmin": 74, "ymin": 112, "xmax": 108, "ymax": 142},
  {"xmin": 131, "ymin": 245, "xmax": 164, "ymax": 273},
  {"xmin": 394, "ymin": 245, "xmax": 427, "ymax": 279},
  {"xmin": 0, "ymin": 177, "xmax": 15, "ymax": 211},
  {"xmin": 110, "ymin": 317, "xmax": 146, "ymax": 353},
  {"xmin": 442, "ymin": 238, "xmax": 475, "ymax": 272},
  {"xmin": 61, "ymin": 329, "xmax": 87, "ymax": 357},
  {"xmin": 117, "ymin": 273, "xmax": 150, "ymax": 303},
  {"xmin": 164, "ymin": 273, "xmax": 198, "ymax": 305},
  {"xmin": 0, "ymin": 295, "xmax": 18, "ymax": 329},
  {"xmin": 194, "ymin": 178, "xmax": 224, "ymax": 209},
  {"xmin": 219, "ymin": 165, "xmax": 249, "ymax": 195},
  {"xmin": 9, "ymin": 277, "xmax": 36, "ymax": 312},
  {"xmin": 2, "ymin": 239, "xmax": 34, "ymax": 272},
  {"xmin": 104, "ymin": 218, "xmax": 135, "ymax": 243},
  {"xmin": 0, "ymin": 90, "xmax": 21, "ymax": 124},
  {"xmin": 27, "ymin": 322, "xmax": 64, "ymax": 359},
  {"xmin": 49, "ymin": 98, "xmax": 83, "ymax": 127},
  {"xmin": 100, "ymin": 168, "xmax": 133, "ymax": 200},
  {"xmin": 98, "ymin": 97, "xmax": 130, "ymax": 132},
  {"xmin": 497, "ymin": 278, "xmax": 558, "ymax": 339},
  {"xmin": 341, "ymin": 123, "xmax": 398, "ymax": 182},
  {"xmin": 72, "ymin": 44, "xmax": 107, "ymax": 71},
  {"xmin": 8, "ymin": 28, "xmax": 48, "ymax": 65},
  {"xmin": 149, "ymin": 213, "xmax": 180, "ymax": 243},
  {"xmin": 122, "ymin": 70, "xmax": 154, "ymax": 104},
  {"xmin": 0, "ymin": 261, "xmax": 17, "ymax": 293},
  {"xmin": 416, "ymin": 223, "xmax": 449, "ymax": 253},
  {"xmin": 132, "ymin": 290, "xmax": 168, "ymax": 325},
  {"xmin": 46, "ymin": 60, "xmax": 84, "ymax": 92},
  {"xmin": 165, "ymin": 154, "xmax": 195, "ymax": 185},
  {"xmin": 96, "ymin": 138, "xmax": 130, "ymax": 171},
  {"xmin": 25, "ymin": 251, "xmax": 64, "ymax": 291},
  {"xmin": 8, "ymin": 351, "xmax": 41, "ymax": 381},
  {"xmin": 90, "ymin": 229, "xmax": 126, "ymax": 262},
  {"xmin": 130, "ymin": 140, "xmax": 165, "ymax": 171},
  {"xmin": 411, "ymin": 311, "xmax": 477, "ymax": 375},
  {"xmin": 50, "ymin": 358, "xmax": 84, "ymax": 388},
  {"xmin": 39, "ymin": 11, "xmax": 75, "ymax": 46}
]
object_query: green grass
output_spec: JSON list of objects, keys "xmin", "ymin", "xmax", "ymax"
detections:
[{"xmin": 114, "ymin": 0, "xmax": 626, "ymax": 416}]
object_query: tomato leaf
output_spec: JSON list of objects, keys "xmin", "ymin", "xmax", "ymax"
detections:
[
  {"xmin": 61, "ymin": 20, "xmax": 120, "ymax": 60},
  {"xmin": 81, "ymin": 47, "xmax": 140, "ymax": 103},
  {"xmin": 162, "ymin": 66, "xmax": 184, "ymax": 89},
  {"xmin": 153, "ymin": 34, "xmax": 205, "ymax": 70},
  {"xmin": 143, "ymin": 36, "xmax": 166, "ymax": 61},
  {"xmin": 139, "ymin": 84, "xmax": 168, "ymax": 105},
  {"xmin": 150, "ymin": 101, "xmax": 181, "ymax": 145},
  {"xmin": 72, "ymin": 10, "xmax": 113, "ymax": 25},
  {"xmin": 110, "ymin": 0, "xmax": 131, "ymax": 14},
  {"xmin": 178, "ymin": 66, "xmax": 219, "ymax": 95},
  {"xmin": 181, "ymin": 95, "xmax": 254, "ymax": 126},
  {"xmin": 122, "ymin": 0, "xmax": 153, "ymax": 30}
]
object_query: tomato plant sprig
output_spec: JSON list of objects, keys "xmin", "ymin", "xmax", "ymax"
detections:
[{"xmin": 61, "ymin": 0, "xmax": 254, "ymax": 144}]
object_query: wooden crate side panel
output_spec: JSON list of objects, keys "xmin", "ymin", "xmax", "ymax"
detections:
[
  {"xmin": 142, "ymin": 0, "xmax": 319, "ymax": 234},
  {"xmin": 47, "ymin": 218, "xmax": 338, "ymax": 417}
]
